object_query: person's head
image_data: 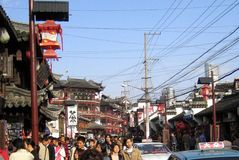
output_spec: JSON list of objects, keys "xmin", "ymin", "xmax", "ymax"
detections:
[
  {"xmin": 76, "ymin": 136, "xmax": 85, "ymax": 149},
  {"xmin": 125, "ymin": 137, "xmax": 133, "ymax": 149},
  {"xmin": 88, "ymin": 139, "xmax": 96, "ymax": 149},
  {"xmin": 95, "ymin": 142, "xmax": 102, "ymax": 153},
  {"xmin": 105, "ymin": 134, "xmax": 111, "ymax": 143},
  {"xmin": 52, "ymin": 137, "xmax": 59, "ymax": 146},
  {"xmin": 113, "ymin": 136, "xmax": 118, "ymax": 142},
  {"xmin": 65, "ymin": 137, "xmax": 70, "ymax": 144},
  {"xmin": 60, "ymin": 135, "xmax": 65, "ymax": 143},
  {"xmin": 41, "ymin": 135, "xmax": 49, "ymax": 146},
  {"xmin": 25, "ymin": 138, "xmax": 35, "ymax": 152},
  {"xmin": 12, "ymin": 138, "xmax": 25, "ymax": 150},
  {"xmin": 112, "ymin": 143, "xmax": 120, "ymax": 154},
  {"xmin": 48, "ymin": 136, "xmax": 53, "ymax": 144}
]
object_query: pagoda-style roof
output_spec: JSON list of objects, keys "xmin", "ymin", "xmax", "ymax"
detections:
[
  {"xmin": 54, "ymin": 78, "xmax": 104, "ymax": 91},
  {"xmin": 12, "ymin": 21, "xmax": 29, "ymax": 42},
  {"xmin": 0, "ymin": 6, "xmax": 30, "ymax": 43},
  {"xmin": 0, "ymin": 6, "xmax": 18, "ymax": 42}
]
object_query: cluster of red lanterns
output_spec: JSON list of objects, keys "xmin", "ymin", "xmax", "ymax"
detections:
[{"xmin": 107, "ymin": 128, "xmax": 123, "ymax": 134}]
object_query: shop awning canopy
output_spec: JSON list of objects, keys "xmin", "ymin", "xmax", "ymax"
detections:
[
  {"xmin": 40, "ymin": 104, "xmax": 64, "ymax": 120},
  {"xmin": 195, "ymin": 93, "xmax": 239, "ymax": 116}
]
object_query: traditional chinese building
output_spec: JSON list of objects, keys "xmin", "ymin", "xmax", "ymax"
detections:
[
  {"xmin": 0, "ymin": 6, "xmax": 58, "ymax": 140},
  {"xmin": 51, "ymin": 78, "xmax": 127, "ymax": 136}
]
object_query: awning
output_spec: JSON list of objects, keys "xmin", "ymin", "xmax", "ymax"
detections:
[
  {"xmin": 40, "ymin": 104, "xmax": 64, "ymax": 120},
  {"xmin": 195, "ymin": 94, "xmax": 239, "ymax": 116}
]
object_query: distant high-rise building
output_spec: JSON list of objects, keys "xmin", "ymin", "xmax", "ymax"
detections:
[
  {"xmin": 161, "ymin": 87, "xmax": 175, "ymax": 107},
  {"xmin": 205, "ymin": 63, "xmax": 219, "ymax": 82}
]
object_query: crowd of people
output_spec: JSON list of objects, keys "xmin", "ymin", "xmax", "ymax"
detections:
[{"xmin": 0, "ymin": 134, "xmax": 143, "ymax": 160}]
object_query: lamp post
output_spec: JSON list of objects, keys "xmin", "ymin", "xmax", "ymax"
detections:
[
  {"xmin": 198, "ymin": 71, "xmax": 216, "ymax": 141},
  {"xmin": 29, "ymin": 0, "xmax": 38, "ymax": 144}
]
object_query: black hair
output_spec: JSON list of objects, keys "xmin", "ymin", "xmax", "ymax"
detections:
[
  {"xmin": 77, "ymin": 136, "xmax": 85, "ymax": 143},
  {"xmin": 105, "ymin": 134, "xmax": 111, "ymax": 139},
  {"xmin": 25, "ymin": 138, "xmax": 36, "ymax": 148},
  {"xmin": 111, "ymin": 143, "xmax": 120, "ymax": 152},
  {"xmin": 41, "ymin": 135, "xmax": 49, "ymax": 142},
  {"xmin": 12, "ymin": 138, "xmax": 25, "ymax": 150}
]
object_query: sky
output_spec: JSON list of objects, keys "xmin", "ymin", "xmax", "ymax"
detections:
[{"xmin": 1, "ymin": 0, "xmax": 239, "ymax": 102}]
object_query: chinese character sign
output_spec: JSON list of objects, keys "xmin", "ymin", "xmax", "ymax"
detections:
[{"xmin": 67, "ymin": 105, "xmax": 77, "ymax": 126}]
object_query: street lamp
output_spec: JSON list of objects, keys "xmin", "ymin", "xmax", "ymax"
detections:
[{"xmin": 198, "ymin": 71, "xmax": 216, "ymax": 141}]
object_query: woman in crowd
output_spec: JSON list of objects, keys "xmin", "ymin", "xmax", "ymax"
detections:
[
  {"xmin": 53, "ymin": 137, "xmax": 66, "ymax": 160},
  {"xmin": 109, "ymin": 144, "xmax": 123, "ymax": 160}
]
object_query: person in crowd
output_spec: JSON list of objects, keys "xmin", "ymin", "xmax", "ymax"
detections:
[
  {"xmin": 122, "ymin": 137, "xmax": 142, "ymax": 160},
  {"xmin": 101, "ymin": 143, "xmax": 110, "ymax": 160},
  {"xmin": 47, "ymin": 136, "xmax": 55, "ymax": 160},
  {"xmin": 65, "ymin": 137, "xmax": 72, "ymax": 159},
  {"xmin": 72, "ymin": 136, "xmax": 86, "ymax": 160},
  {"xmin": 60, "ymin": 135, "xmax": 69, "ymax": 160},
  {"xmin": 190, "ymin": 133, "xmax": 196, "ymax": 150},
  {"xmin": 88, "ymin": 139, "xmax": 96, "ymax": 150},
  {"xmin": 25, "ymin": 138, "xmax": 40, "ymax": 160},
  {"xmin": 81, "ymin": 141, "xmax": 103, "ymax": 160},
  {"xmin": 39, "ymin": 135, "xmax": 49, "ymax": 160},
  {"xmin": 109, "ymin": 143, "xmax": 123, "ymax": 160},
  {"xmin": 198, "ymin": 130, "xmax": 207, "ymax": 143},
  {"xmin": 0, "ymin": 135, "xmax": 9, "ymax": 160},
  {"xmin": 182, "ymin": 131, "xmax": 190, "ymax": 150},
  {"xmin": 9, "ymin": 138, "xmax": 34, "ymax": 160},
  {"xmin": 53, "ymin": 137, "xmax": 66, "ymax": 160},
  {"xmin": 104, "ymin": 134, "xmax": 114, "ymax": 156},
  {"xmin": 170, "ymin": 133, "xmax": 177, "ymax": 152}
]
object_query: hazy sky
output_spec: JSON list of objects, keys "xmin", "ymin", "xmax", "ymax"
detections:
[{"xmin": 1, "ymin": 0, "xmax": 239, "ymax": 102}]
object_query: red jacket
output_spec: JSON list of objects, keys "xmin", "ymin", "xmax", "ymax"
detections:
[{"xmin": 0, "ymin": 149, "xmax": 9, "ymax": 160}]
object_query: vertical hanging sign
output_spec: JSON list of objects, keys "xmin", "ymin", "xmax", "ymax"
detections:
[{"xmin": 67, "ymin": 105, "xmax": 77, "ymax": 126}]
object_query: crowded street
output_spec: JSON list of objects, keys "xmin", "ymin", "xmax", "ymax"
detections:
[{"xmin": 1, "ymin": 0, "xmax": 239, "ymax": 159}]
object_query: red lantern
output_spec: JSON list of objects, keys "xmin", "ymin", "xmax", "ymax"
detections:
[
  {"xmin": 158, "ymin": 103, "xmax": 165, "ymax": 114},
  {"xmin": 200, "ymin": 84, "xmax": 211, "ymax": 100},
  {"xmin": 37, "ymin": 20, "xmax": 63, "ymax": 60},
  {"xmin": 108, "ymin": 129, "xmax": 112, "ymax": 133},
  {"xmin": 123, "ymin": 120, "xmax": 128, "ymax": 126}
]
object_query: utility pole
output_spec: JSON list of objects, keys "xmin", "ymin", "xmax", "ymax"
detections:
[
  {"xmin": 211, "ymin": 71, "xmax": 217, "ymax": 141},
  {"xmin": 143, "ymin": 32, "xmax": 160, "ymax": 140}
]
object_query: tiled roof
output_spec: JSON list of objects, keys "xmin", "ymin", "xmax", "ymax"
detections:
[
  {"xmin": 0, "ymin": 6, "xmax": 18, "ymax": 42},
  {"xmin": 195, "ymin": 93, "xmax": 239, "ymax": 116},
  {"xmin": 55, "ymin": 78, "xmax": 103, "ymax": 91}
]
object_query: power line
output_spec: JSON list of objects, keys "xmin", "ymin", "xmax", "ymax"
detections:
[
  {"xmin": 158, "ymin": 0, "xmax": 239, "ymax": 59},
  {"xmin": 153, "ymin": 26, "xmax": 239, "ymax": 92},
  {"xmin": 64, "ymin": 33, "xmax": 142, "ymax": 45},
  {"xmin": 152, "ymin": 0, "xmax": 219, "ymax": 58}
]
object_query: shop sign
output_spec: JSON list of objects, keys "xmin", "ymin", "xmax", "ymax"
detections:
[{"xmin": 67, "ymin": 105, "xmax": 77, "ymax": 126}]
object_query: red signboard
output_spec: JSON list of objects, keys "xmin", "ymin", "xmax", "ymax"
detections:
[{"xmin": 158, "ymin": 103, "xmax": 165, "ymax": 114}]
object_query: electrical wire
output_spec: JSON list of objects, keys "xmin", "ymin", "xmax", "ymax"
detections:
[{"xmin": 152, "ymin": 26, "xmax": 239, "ymax": 92}]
